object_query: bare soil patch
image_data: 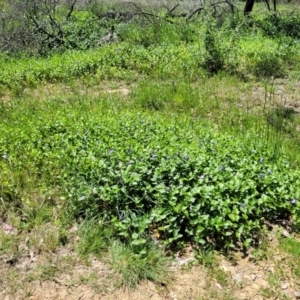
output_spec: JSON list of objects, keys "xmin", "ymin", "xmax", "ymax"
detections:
[{"xmin": 1, "ymin": 220, "xmax": 300, "ymax": 300}]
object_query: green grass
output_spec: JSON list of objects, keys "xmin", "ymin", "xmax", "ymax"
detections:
[
  {"xmin": 279, "ymin": 237, "xmax": 300, "ymax": 279},
  {"xmin": 280, "ymin": 237, "xmax": 300, "ymax": 257},
  {"xmin": 1, "ymin": 89, "xmax": 300, "ymax": 250},
  {"xmin": 78, "ymin": 218, "xmax": 114, "ymax": 257},
  {"xmin": 1, "ymin": 73, "xmax": 300, "ymax": 292},
  {"xmin": 1, "ymin": 3, "xmax": 300, "ymax": 293},
  {"xmin": 109, "ymin": 240, "xmax": 171, "ymax": 288}
]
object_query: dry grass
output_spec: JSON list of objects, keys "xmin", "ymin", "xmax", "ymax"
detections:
[{"xmin": 1, "ymin": 216, "xmax": 300, "ymax": 300}]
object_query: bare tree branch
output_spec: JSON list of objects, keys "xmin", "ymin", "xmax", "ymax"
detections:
[
  {"xmin": 66, "ymin": 0, "xmax": 77, "ymax": 20},
  {"xmin": 138, "ymin": 11, "xmax": 175, "ymax": 24},
  {"xmin": 263, "ymin": 0, "xmax": 271, "ymax": 11},
  {"xmin": 165, "ymin": 4, "xmax": 180, "ymax": 17},
  {"xmin": 187, "ymin": 0, "xmax": 237, "ymax": 21},
  {"xmin": 273, "ymin": 0, "xmax": 277, "ymax": 12},
  {"xmin": 187, "ymin": 7, "xmax": 205, "ymax": 21}
]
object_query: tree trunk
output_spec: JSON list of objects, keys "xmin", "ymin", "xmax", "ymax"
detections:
[
  {"xmin": 244, "ymin": 0, "xmax": 255, "ymax": 16},
  {"xmin": 273, "ymin": 0, "xmax": 277, "ymax": 12}
]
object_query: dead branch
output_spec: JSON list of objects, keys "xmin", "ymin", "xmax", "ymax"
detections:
[
  {"xmin": 263, "ymin": 0, "xmax": 271, "ymax": 11},
  {"xmin": 126, "ymin": 1, "xmax": 143, "ymax": 13},
  {"xmin": 66, "ymin": 0, "xmax": 77, "ymax": 20},
  {"xmin": 273, "ymin": 0, "xmax": 277, "ymax": 12},
  {"xmin": 139, "ymin": 11, "xmax": 175, "ymax": 24},
  {"xmin": 165, "ymin": 4, "xmax": 180, "ymax": 17},
  {"xmin": 187, "ymin": 0, "xmax": 237, "ymax": 21},
  {"xmin": 187, "ymin": 7, "xmax": 205, "ymax": 21},
  {"xmin": 224, "ymin": 0, "xmax": 238, "ymax": 14}
]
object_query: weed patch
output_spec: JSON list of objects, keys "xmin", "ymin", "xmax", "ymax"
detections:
[
  {"xmin": 1, "ymin": 2, "xmax": 300, "ymax": 295},
  {"xmin": 1, "ymin": 100, "xmax": 299, "ymax": 251}
]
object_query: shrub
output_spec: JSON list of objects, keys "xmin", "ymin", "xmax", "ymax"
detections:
[
  {"xmin": 202, "ymin": 27, "xmax": 225, "ymax": 74},
  {"xmin": 255, "ymin": 14, "xmax": 300, "ymax": 39}
]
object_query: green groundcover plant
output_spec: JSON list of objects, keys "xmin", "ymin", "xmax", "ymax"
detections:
[{"xmin": 1, "ymin": 106, "xmax": 299, "ymax": 250}]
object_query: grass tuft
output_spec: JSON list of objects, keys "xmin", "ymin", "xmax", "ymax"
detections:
[{"xmin": 109, "ymin": 241, "xmax": 171, "ymax": 288}]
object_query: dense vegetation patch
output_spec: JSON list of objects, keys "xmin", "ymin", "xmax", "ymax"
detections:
[
  {"xmin": 1, "ymin": 2, "xmax": 300, "ymax": 89},
  {"xmin": 1, "ymin": 101, "xmax": 299, "ymax": 250},
  {"xmin": 0, "ymin": 0, "xmax": 300, "ymax": 262},
  {"xmin": 0, "ymin": 29, "xmax": 298, "ymax": 92}
]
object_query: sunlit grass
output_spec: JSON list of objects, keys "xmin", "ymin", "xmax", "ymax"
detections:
[{"xmin": 1, "ymin": 4, "xmax": 300, "ymax": 295}]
